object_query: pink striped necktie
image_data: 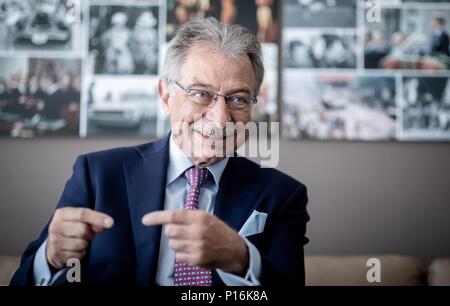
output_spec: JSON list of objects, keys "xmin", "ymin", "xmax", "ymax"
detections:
[{"xmin": 173, "ymin": 166, "xmax": 212, "ymax": 286}]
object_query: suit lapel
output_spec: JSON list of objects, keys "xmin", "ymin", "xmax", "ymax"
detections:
[
  {"xmin": 214, "ymin": 157, "xmax": 262, "ymax": 233},
  {"xmin": 123, "ymin": 136, "xmax": 169, "ymax": 286},
  {"xmin": 212, "ymin": 157, "xmax": 262, "ymax": 286}
]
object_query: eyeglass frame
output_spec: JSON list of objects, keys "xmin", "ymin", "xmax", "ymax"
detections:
[{"xmin": 170, "ymin": 80, "xmax": 258, "ymax": 111}]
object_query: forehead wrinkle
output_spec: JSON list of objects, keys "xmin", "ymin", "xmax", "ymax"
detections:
[
  {"xmin": 181, "ymin": 45, "xmax": 256, "ymax": 94},
  {"xmin": 189, "ymin": 77, "xmax": 252, "ymax": 96}
]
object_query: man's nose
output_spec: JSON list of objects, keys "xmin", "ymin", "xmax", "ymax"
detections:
[{"xmin": 206, "ymin": 95, "xmax": 232, "ymax": 127}]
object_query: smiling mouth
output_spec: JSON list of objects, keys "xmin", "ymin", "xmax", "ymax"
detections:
[{"xmin": 194, "ymin": 130, "xmax": 229, "ymax": 141}]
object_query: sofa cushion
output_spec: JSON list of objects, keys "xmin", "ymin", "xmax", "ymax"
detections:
[
  {"xmin": 0, "ymin": 256, "xmax": 21, "ymax": 286},
  {"xmin": 428, "ymin": 258, "xmax": 450, "ymax": 286},
  {"xmin": 0, "ymin": 254, "xmax": 434, "ymax": 286},
  {"xmin": 305, "ymin": 255, "xmax": 425, "ymax": 286}
]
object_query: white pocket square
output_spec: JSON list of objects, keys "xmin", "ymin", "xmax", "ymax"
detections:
[{"xmin": 238, "ymin": 210, "xmax": 268, "ymax": 237}]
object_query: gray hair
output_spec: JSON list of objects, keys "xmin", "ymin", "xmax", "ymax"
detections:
[{"xmin": 162, "ymin": 17, "xmax": 264, "ymax": 95}]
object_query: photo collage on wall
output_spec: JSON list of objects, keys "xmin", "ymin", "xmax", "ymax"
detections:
[
  {"xmin": 0, "ymin": 0, "xmax": 83, "ymax": 138},
  {"xmin": 282, "ymin": 0, "xmax": 450, "ymax": 141},
  {"xmin": 2, "ymin": 0, "xmax": 448, "ymax": 141},
  {"xmin": 0, "ymin": 0, "xmax": 279, "ymax": 138}
]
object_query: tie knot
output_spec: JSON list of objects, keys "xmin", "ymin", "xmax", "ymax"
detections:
[{"xmin": 184, "ymin": 167, "xmax": 211, "ymax": 189}]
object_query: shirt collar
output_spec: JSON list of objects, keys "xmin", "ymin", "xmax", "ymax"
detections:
[
  {"xmin": 166, "ymin": 135, "xmax": 229, "ymax": 187},
  {"xmin": 433, "ymin": 28, "xmax": 444, "ymax": 35}
]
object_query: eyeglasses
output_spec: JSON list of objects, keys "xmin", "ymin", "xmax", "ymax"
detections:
[{"xmin": 173, "ymin": 81, "xmax": 257, "ymax": 112}]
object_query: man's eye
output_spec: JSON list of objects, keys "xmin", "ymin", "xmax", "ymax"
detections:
[
  {"xmin": 192, "ymin": 90, "xmax": 211, "ymax": 100},
  {"xmin": 230, "ymin": 96, "xmax": 249, "ymax": 104}
]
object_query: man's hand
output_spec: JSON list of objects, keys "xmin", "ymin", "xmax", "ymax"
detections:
[
  {"xmin": 142, "ymin": 210, "xmax": 249, "ymax": 276},
  {"xmin": 46, "ymin": 207, "xmax": 114, "ymax": 269}
]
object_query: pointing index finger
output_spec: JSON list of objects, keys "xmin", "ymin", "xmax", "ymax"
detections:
[
  {"xmin": 62, "ymin": 207, "xmax": 114, "ymax": 229},
  {"xmin": 141, "ymin": 210, "xmax": 197, "ymax": 226}
]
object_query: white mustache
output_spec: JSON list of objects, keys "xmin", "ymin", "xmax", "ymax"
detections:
[{"xmin": 191, "ymin": 121, "xmax": 235, "ymax": 138}]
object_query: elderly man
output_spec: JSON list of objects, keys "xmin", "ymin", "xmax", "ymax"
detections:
[{"xmin": 11, "ymin": 17, "xmax": 309, "ymax": 286}]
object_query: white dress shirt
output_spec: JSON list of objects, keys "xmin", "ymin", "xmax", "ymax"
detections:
[{"xmin": 155, "ymin": 136, "xmax": 261, "ymax": 285}]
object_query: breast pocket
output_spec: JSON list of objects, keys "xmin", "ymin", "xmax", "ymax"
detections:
[{"xmin": 238, "ymin": 210, "xmax": 268, "ymax": 237}]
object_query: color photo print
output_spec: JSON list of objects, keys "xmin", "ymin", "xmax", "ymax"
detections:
[
  {"xmin": 364, "ymin": 3, "xmax": 450, "ymax": 71},
  {"xmin": 0, "ymin": 56, "xmax": 81, "ymax": 137},
  {"xmin": 166, "ymin": 0, "xmax": 280, "ymax": 43},
  {"xmin": 282, "ymin": 71, "xmax": 397, "ymax": 141}
]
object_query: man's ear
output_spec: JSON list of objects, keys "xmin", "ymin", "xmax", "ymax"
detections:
[{"xmin": 158, "ymin": 79, "xmax": 171, "ymax": 116}]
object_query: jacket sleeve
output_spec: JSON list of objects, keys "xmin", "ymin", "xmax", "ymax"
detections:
[
  {"xmin": 9, "ymin": 155, "xmax": 94, "ymax": 286},
  {"xmin": 249, "ymin": 183, "xmax": 310, "ymax": 285}
]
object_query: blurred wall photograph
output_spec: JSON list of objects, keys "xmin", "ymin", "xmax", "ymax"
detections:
[
  {"xmin": 283, "ymin": 72, "xmax": 396, "ymax": 140},
  {"xmin": 0, "ymin": 0, "xmax": 82, "ymax": 53},
  {"xmin": 0, "ymin": 57, "xmax": 81, "ymax": 137},
  {"xmin": 364, "ymin": 5, "xmax": 450, "ymax": 70}
]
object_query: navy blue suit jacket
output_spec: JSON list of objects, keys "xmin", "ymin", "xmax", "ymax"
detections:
[{"xmin": 10, "ymin": 136, "xmax": 309, "ymax": 286}]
